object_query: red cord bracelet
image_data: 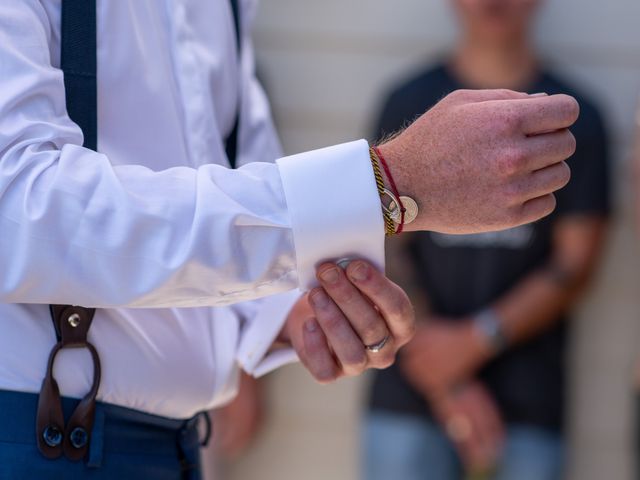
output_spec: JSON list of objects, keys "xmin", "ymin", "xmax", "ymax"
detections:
[{"xmin": 373, "ymin": 146, "xmax": 406, "ymax": 233}]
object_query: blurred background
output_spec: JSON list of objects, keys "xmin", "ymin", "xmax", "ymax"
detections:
[{"xmin": 210, "ymin": 1, "xmax": 640, "ymax": 479}]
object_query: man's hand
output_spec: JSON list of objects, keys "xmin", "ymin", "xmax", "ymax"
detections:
[
  {"xmin": 400, "ymin": 319, "xmax": 492, "ymax": 394},
  {"xmin": 380, "ymin": 89, "xmax": 579, "ymax": 234},
  {"xmin": 430, "ymin": 382, "xmax": 505, "ymax": 475},
  {"xmin": 283, "ymin": 260, "xmax": 415, "ymax": 383}
]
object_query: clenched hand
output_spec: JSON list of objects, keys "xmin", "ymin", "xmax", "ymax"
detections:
[{"xmin": 381, "ymin": 89, "xmax": 579, "ymax": 233}]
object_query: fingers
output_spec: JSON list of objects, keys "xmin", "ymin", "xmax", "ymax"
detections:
[
  {"xmin": 302, "ymin": 261, "xmax": 416, "ymax": 381},
  {"xmin": 514, "ymin": 161, "xmax": 571, "ymax": 201},
  {"xmin": 511, "ymin": 94, "xmax": 580, "ymax": 135},
  {"xmin": 316, "ymin": 264, "xmax": 390, "ymax": 348},
  {"xmin": 447, "ymin": 89, "xmax": 530, "ymax": 104},
  {"xmin": 344, "ymin": 261, "xmax": 416, "ymax": 346},
  {"xmin": 518, "ymin": 193, "xmax": 558, "ymax": 225},
  {"xmin": 308, "ymin": 288, "xmax": 369, "ymax": 375},
  {"xmin": 467, "ymin": 389, "xmax": 505, "ymax": 470},
  {"xmin": 300, "ymin": 317, "xmax": 341, "ymax": 384},
  {"xmin": 524, "ymin": 129, "xmax": 576, "ymax": 171}
]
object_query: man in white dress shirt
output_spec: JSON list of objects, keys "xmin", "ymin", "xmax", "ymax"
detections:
[{"xmin": 0, "ymin": 0, "xmax": 579, "ymax": 478}]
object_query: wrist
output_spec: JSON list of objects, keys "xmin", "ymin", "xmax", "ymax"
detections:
[
  {"xmin": 276, "ymin": 293, "xmax": 310, "ymax": 347},
  {"xmin": 377, "ymin": 140, "xmax": 425, "ymax": 232},
  {"xmin": 469, "ymin": 308, "xmax": 508, "ymax": 358},
  {"xmin": 371, "ymin": 142, "xmax": 419, "ymax": 234}
]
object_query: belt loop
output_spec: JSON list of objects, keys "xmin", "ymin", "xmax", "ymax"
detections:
[
  {"xmin": 86, "ymin": 404, "xmax": 105, "ymax": 468},
  {"xmin": 199, "ymin": 411, "xmax": 212, "ymax": 448}
]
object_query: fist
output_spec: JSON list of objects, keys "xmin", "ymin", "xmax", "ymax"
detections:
[{"xmin": 381, "ymin": 89, "xmax": 579, "ymax": 234}]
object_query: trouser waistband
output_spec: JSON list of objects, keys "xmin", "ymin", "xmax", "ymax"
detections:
[{"xmin": 0, "ymin": 389, "xmax": 208, "ymax": 477}]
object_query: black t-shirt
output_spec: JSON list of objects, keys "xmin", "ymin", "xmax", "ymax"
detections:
[{"xmin": 368, "ymin": 63, "xmax": 610, "ymax": 432}]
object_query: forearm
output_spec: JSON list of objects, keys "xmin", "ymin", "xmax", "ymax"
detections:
[
  {"xmin": 490, "ymin": 217, "xmax": 607, "ymax": 346},
  {"xmin": 491, "ymin": 267, "xmax": 584, "ymax": 345}
]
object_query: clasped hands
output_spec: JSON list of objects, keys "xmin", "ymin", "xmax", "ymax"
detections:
[
  {"xmin": 280, "ymin": 260, "xmax": 415, "ymax": 383},
  {"xmin": 401, "ymin": 319, "xmax": 506, "ymax": 475}
]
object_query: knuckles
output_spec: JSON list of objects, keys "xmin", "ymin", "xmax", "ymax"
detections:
[
  {"xmin": 327, "ymin": 283, "xmax": 356, "ymax": 306},
  {"xmin": 319, "ymin": 307, "xmax": 345, "ymax": 332},
  {"xmin": 486, "ymin": 105, "xmax": 521, "ymax": 135},
  {"xmin": 498, "ymin": 146, "xmax": 528, "ymax": 177}
]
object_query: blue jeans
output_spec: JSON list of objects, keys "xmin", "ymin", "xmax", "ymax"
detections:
[{"xmin": 362, "ymin": 411, "xmax": 564, "ymax": 480}]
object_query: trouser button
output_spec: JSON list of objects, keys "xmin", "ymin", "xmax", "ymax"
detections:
[
  {"xmin": 43, "ymin": 425, "xmax": 63, "ymax": 447},
  {"xmin": 69, "ymin": 427, "xmax": 88, "ymax": 449}
]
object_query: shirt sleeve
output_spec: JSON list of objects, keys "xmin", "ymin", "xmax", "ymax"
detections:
[
  {"xmin": 233, "ymin": 290, "xmax": 301, "ymax": 377},
  {"xmin": 0, "ymin": 2, "xmax": 385, "ymax": 308}
]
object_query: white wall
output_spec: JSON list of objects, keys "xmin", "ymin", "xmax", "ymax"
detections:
[{"xmin": 227, "ymin": 1, "xmax": 640, "ymax": 479}]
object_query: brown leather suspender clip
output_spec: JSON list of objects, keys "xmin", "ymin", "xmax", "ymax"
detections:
[{"xmin": 37, "ymin": 306, "xmax": 101, "ymax": 461}]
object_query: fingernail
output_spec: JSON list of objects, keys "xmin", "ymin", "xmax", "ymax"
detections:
[
  {"xmin": 305, "ymin": 318, "xmax": 318, "ymax": 333},
  {"xmin": 309, "ymin": 288, "xmax": 330, "ymax": 308},
  {"xmin": 349, "ymin": 262, "xmax": 369, "ymax": 282},
  {"xmin": 529, "ymin": 92, "xmax": 548, "ymax": 97},
  {"xmin": 319, "ymin": 267, "xmax": 339, "ymax": 285}
]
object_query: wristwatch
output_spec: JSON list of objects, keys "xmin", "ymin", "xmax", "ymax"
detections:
[{"xmin": 472, "ymin": 308, "xmax": 508, "ymax": 354}]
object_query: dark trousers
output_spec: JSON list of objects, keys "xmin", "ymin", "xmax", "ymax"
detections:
[{"xmin": 0, "ymin": 389, "xmax": 205, "ymax": 480}]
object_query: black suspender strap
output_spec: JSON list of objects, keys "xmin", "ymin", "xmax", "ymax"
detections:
[
  {"xmin": 229, "ymin": 0, "xmax": 241, "ymax": 53},
  {"xmin": 225, "ymin": 0, "xmax": 242, "ymax": 169},
  {"xmin": 61, "ymin": 0, "xmax": 98, "ymax": 151}
]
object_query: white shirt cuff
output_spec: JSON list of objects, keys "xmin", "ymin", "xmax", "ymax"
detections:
[
  {"xmin": 236, "ymin": 289, "xmax": 301, "ymax": 377},
  {"xmin": 277, "ymin": 140, "xmax": 386, "ymax": 290}
]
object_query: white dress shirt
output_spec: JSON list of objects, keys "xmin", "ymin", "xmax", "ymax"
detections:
[{"xmin": 0, "ymin": 0, "xmax": 384, "ymax": 419}]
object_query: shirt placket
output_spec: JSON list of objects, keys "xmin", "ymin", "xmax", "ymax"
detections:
[{"xmin": 164, "ymin": 0, "xmax": 215, "ymax": 166}]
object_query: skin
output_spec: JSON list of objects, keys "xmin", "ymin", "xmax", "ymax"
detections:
[
  {"xmin": 213, "ymin": 373, "xmax": 264, "ymax": 460},
  {"xmin": 393, "ymin": 0, "xmax": 609, "ymax": 474},
  {"xmin": 430, "ymin": 382, "xmax": 505, "ymax": 474},
  {"xmin": 283, "ymin": 260, "xmax": 415, "ymax": 383},
  {"xmin": 380, "ymin": 89, "xmax": 577, "ymax": 235}
]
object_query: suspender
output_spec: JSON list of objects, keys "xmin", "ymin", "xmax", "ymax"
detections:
[
  {"xmin": 225, "ymin": 0, "xmax": 242, "ymax": 168},
  {"xmin": 60, "ymin": 0, "xmax": 97, "ymax": 151},
  {"xmin": 37, "ymin": 0, "xmax": 242, "ymax": 461}
]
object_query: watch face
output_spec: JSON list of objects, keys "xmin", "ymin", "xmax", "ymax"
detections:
[{"xmin": 475, "ymin": 309, "xmax": 507, "ymax": 352}]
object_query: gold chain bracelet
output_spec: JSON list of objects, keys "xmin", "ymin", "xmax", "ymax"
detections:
[{"xmin": 369, "ymin": 147, "xmax": 397, "ymax": 236}]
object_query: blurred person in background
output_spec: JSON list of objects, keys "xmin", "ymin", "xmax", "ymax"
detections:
[
  {"xmin": 202, "ymin": 373, "xmax": 265, "ymax": 479},
  {"xmin": 363, "ymin": 1, "xmax": 610, "ymax": 479}
]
